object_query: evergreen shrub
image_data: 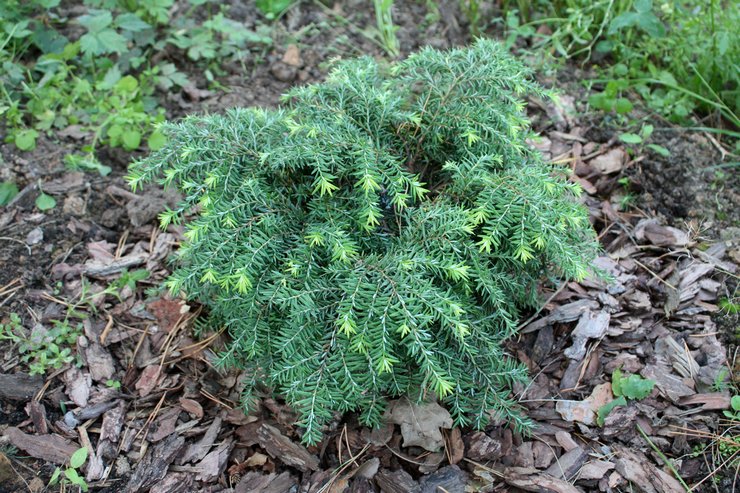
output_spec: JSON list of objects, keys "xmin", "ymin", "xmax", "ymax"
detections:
[{"xmin": 128, "ymin": 39, "xmax": 599, "ymax": 444}]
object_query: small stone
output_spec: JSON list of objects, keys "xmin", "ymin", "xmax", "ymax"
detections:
[
  {"xmin": 63, "ymin": 195, "xmax": 86, "ymax": 215},
  {"xmin": 271, "ymin": 62, "xmax": 298, "ymax": 82},
  {"xmin": 282, "ymin": 44, "xmax": 302, "ymax": 67},
  {"xmin": 26, "ymin": 227, "xmax": 43, "ymax": 245}
]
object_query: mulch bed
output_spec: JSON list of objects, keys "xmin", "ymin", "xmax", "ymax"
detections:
[{"xmin": 1, "ymin": 2, "xmax": 738, "ymax": 492}]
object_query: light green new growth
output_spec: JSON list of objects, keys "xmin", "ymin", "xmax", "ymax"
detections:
[{"xmin": 128, "ymin": 40, "xmax": 599, "ymax": 445}]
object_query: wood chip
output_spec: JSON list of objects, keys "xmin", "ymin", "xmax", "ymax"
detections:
[
  {"xmin": 25, "ymin": 401, "xmax": 48, "ymax": 434},
  {"xmin": 235, "ymin": 471, "xmax": 297, "ymax": 493},
  {"xmin": 577, "ymin": 460, "xmax": 615, "ymax": 480},
  {"xmin": 464, "ymin": 432, "xmax": 502, "ymax": 461},
  {"xmin": 4, "ymin": 427, "xmax": 78, "ymax": 465},
  {"xmin": 447, "ymin": 428, "xmax": 465, "ymax": 465},
  {"xmin": 555, "ymin": 431, "xmax": 580, "ymax": 452},
  {"xmin": 545, "ymin": 446, "xmax": 588, "ymax": 480},
  {"xmin": 375, "ymin": 468, "xmax": 421, "ymax": 493},
  {"xmin": 613, "ymin": 444, "xmax": 685, "ymax": 493},
  {"xmin": 179, "ymin": 398, "xmax": 204, "ymax": 419},
  {"xmin": 124, "ymin": 434, "xmax": 185, "ymax": 493},
  {"xmin": 149, "ymin": 406, "xmax": 181, "ymax": 443},
  {"xmin": 0, "ymin": 373, "xmax": 43, "ymax": 401},
  {"xmin": 149, "ymin": 472, "xmax": 194, "ymax": 493},
  {"xmin": 256, "ymin": 424, "xmax": 319, "ymax": 472},
  {"xmin": 679, "ymin": 393, "xmax": 731, "ymax": 410},
  {"xmin": 62, "ymin": 367, "xmax": 91, "ymax": 407},
  {"xmin": 135, "ymin": 365, "xmax": 163, "ymax": 398},
  {"xmin": 180, "ymin": 416, "xmax": 222, "ymax": 464},
  {"xmin": 85, "ymin": 343, "xmax": 115, "ymax": 382},
  {"xmin": 419, "ymin": 465, "xmax": 469, "ymax": 492},
  {"xmin": 195, "ymin": 438, "xmax": 233, "ymax": 482},
  {"xmin": 504, "ymin": 466, "xmax": 583, "ymax": 493},
  {"xmin": 564, "ymin": 311, "xmax": 610, "ymax": 360}
]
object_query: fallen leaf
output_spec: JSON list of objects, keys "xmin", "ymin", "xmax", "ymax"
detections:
[
  {"xmin": 135, "ymin": 365, "xmax": 162, "ymax": 398},
  {"xmin": 385, "ymin": 399, "xmax": 453, "ymax": 452},
  {"xmin": 590, "ymin": 148, "xmax": 625, "ymax": 174},
  {"xmin": 556, "ymin": 383, "xmax": 613, "ymax": 425}
]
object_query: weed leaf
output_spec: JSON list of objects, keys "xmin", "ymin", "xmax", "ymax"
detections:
[{"xmin": 35, "ymin": 193, "xmax": 57, "ymax": 211}]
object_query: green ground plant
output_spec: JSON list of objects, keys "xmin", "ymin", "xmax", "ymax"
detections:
[
  {"xmin": 49, "ymin": 447, "xmax": 89, "ymax": 492},
  {"xmin": 128, "ymin": 40, "xmax": 599, "ymax": 444},
  {"xmin": 494, "ymin": 0, "xmax": 738, "ymax": 130},
  {"xmin": 0, "ymin": 0, "xmax": 272, "ymax": 168},
  {"xmin": 597, "ymin": 367, "xmax": 656, "ymax": 425},
  {"xmin": 0, "ymin": 313, "xmax": 81, "ymax": 376},
  {"xmin": 373, "ymin": 0, "xmax": 400, "ymax": 57}
]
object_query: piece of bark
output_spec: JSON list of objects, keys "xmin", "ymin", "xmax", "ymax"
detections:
[
  {"xmin": 4, "ymin": 427, "xmax": 78, "ymax": 465},
  {"xmin": 545, "ymin": 446, "xmax": 588, "ymax": 480},
  {"xmin": 613, "ymin": 444, "xmax": 684, "ymax": 493},
  {"xmin": 641, "ymin": 364, "xmax": 695, "ymax": 403},
  {"xmin": 447, "ymin": 428, "xmax": 465, "ymax": 465},
  {"xmin": 419, "ymin": 465, "xmax": 469, "ymax": 493},
  {"xmin": 348, "ymin": 477, "xmax": 376, "ymax": 493},
  {"xmin": 148, "ymin": 406, "xmax": 181, "ymax": 443},
  {"xmin": 549, "ymin": 300, "xmax": 600, "ymax": 323},
  {"xmin": 375, "ymin": 468, "xmax": 421, "ymax": 493},
  {"xmin": 195, "ymin": 438, "xmax": 233, "ymax": 482},
  {"xmin": 63, "ymin": 367, "xmax": 91, "ymax": 407},
  {"xmin": 0, "ymin": 373, "xmax": 43, "ymax": 400},
  {"xmin": 124, "ymin": 434, "xmax": 185, "ymax": 493},
  {"xmin": 234, "ymin": 421, "xmax": 262, "ymax": 447},
  {"xmin": 577, "ymin": 460, "xmax": 615, "ymax": 480},
  {"xmin": 84, "ymin": 253, "xmax": 148, "ymax": 276},
  {"xmin": 555, "ymin": 431, "xmax": 579, "ymax": 452},
  {"xmin": 77, "ymin": 399, "xmax": 121, "ymax": 422},
  {"xmin": 504, "ymin": 467, "xmax": 583, "ymax": 493},
  {"xmin": 564, "ymin": 311, "xmax": 610, "ymax": 360},
  {"xmin": 533, "ymin": 441, "xmax": 556, "ymax": 469},
  {"xmin": 96, "ymin": 402, "xmax": 127, "ymax": 460},
  {"xmin": 179, "ymin": 398, "xmax": 204, "ymax": 419},
  {"xmin": 25, "ymin": 401, "xmax": 48, "ymax": 434},
  {"xmin": 465, "ymin": 431, "xmax": 502, "ymax": 461},
  {"xmin": 149, "ymin": 472, "xmax": 194, "ymax": 493},
  {"xmin": 180, "ymin": 416, "xmax": 222, "ymax": 464},
  {"xmin": 85, "ymin": 343, "xmax": 115, "ymax": 382},
  {"xmin": 679, "ymin": 392, "xmax": 731, "ymax": 410},
  {"xmin": 256, "ymin": 423, "xmax": 319, "ymax": 472},
  {"xmin": 235, "ymin": 471, "xmax": 297, "ymax": 493}
]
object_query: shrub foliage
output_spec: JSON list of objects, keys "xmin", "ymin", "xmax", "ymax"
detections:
[{"xmin": 128, "ymin": 40, "xmax": 598, "ymax": 444}]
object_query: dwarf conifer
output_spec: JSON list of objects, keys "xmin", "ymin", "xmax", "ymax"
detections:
[{"xmin": 128, "ymin": 40, "xmax": 598, "ymax": 445}]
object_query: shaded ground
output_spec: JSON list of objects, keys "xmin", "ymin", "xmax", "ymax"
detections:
[{"xmin": 1, "ymin": 2, "xmax": 738, "ymax": 493}]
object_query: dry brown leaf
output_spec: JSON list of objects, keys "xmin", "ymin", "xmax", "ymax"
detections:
[{"xmin": 385, "ymin": 399, "xmax": 453, "ymax": 452}]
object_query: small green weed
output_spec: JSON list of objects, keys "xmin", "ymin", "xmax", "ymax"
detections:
[
  {"xmin": 49, "ymin": 447, "xmax": 89, "ymax": 492},
  {"xmin": 494, "ymin": 0, "xmax": 739, "ymax": 129},
  {"xmin": 0, "ymin": 181, "xmax": 19, "ymax": 206},
  {"xmin": 373, "ymin": 0, "xmax": 400, "ymax": 57},
  {"xmin": 723, "ymin": 395, "xmax": 740, "ymax": 421},
  {"xmin": 0, "ymin": 0, "xmax": 273, "ymax": 171},
  {"xmin": 256, "ymin": 0, "xmax": 295, "ymax": 19},
  {"xmin": 597, "ymin": 367, "xmax": 655, "ymax": 425},
  {"xmin": 0, "ymin": 313, "xmax": 82, "ymax": 376}
]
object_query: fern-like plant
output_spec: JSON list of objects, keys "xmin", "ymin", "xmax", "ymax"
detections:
[{"xmin": 128, "ymin": 40, "xmax": 598, "ymax": 445}]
